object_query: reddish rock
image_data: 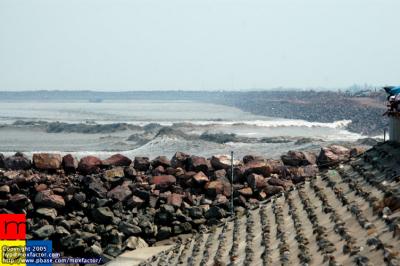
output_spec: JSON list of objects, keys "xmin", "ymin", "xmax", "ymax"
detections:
[
  {"xmin": 134, "ymin": 157, "xmax": 150, "ymax": 171},
  {"xmin": 102, "ymin": 154, "xmax": 132, "ymax": 167},
  {"xmin": 127, "ymin": 195, "xmax": 145, "ymax": 208},
  {"xmin": 192, "ymin": 171, "xmax": 209, "ymax": 186},
  {"xmin": 152, "ymin": 165, "xmax": 166, "ymax": 176},
  {"xmin": 171, "ymin": 152, "xmax": 190, "ymax": 169},
  {"xmin": 247, "ymin": 173, "xmax": 267, "ymax": 190},
  {"xmin": 33, "ymin": 153, "xmax": 62, "ymax": 170},
  {"xmin": 151, "ymin": 156, "xmax": 171, "ymax": 168},
  {"xmin": 290, "ymin": 165, "xmax": 319, "ymax": 184},
  {"xmin": 189, "ymin": 156, "xmax": 209, "ymax": 173},
  {"xmin": 205, "ymin": 177, "xmax": 232, "ymax": 197},
  {"xmin": 211, "ymin": 155, "xmax": 237, "ymax": 170},
  {"xmin": 318, "ymin": 145, "xmax": 350, "ymax": 167},
  {"xmin": 35, "ymin": 190, "xmax": 65, "ymax": 209},
  {"xmin": 78, "ymin": 156, "xmax": 102, "ymax": 174},
  {"xmin": 243, "ymin": 155, "xmax": 264, "ymax": 164},
  {"xmin": 266, "ymin": 159, "xmax": 285, "ymax": 174},
  {"xmin": 268, "ymin": 178, "xmax": 292, "ymax": 189},
  {"xmin": 244, "ymin": 160, "xmax": 272, "ymax": 176},
  {"xmin": 238, "ymin": 187, "xmax": 253, "ymax": 197},
  {"xmin": 62, "ymin": 154, "xmax": 78, "ymax": 173},
  {"xmin": 281, "ymin": 150, "xmax": 316, "ymax": 166},
  {"xmin": 107, "ymin": 183, "xmax": 132, "ymax": 202},
  {"xmin": 150, "ymin": 175, "xmax": 176, "ymax": 188},
  {"xmin": 168, "ymin": 193, "xmax": 183, "ymax": 208}
]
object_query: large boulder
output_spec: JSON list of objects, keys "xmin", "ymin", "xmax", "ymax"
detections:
[
  {"xmin": 92, "ymin": 207, "xmax": 115, "ymax": 224},
  {"xmin": 78, "ymin": 156, "xmax": 102, "ymax": 174},
  {"xmin": 247, "ymin": 173, "xmax": 267, "ymax": 190},
  {"xmin": 107, "ymin": 183, "xmax": 132, "ymax": 202},
  {"xmin": 62, "ymin": 154, "xmax": 78, "ymax": 173},
  {"xmin": 4, "ymin": 153, "xmax": 31, "ymax": 170},
  {"xmin": 171, "ymin": 152, "xmax": 189, "ymax": 169},
  {"xmin": 192, "ymin": 171, "xmax": 209, "ymax": 186},
  {"xmin": 318, "ymin": 145, "xmax": 350, "ymax": 167},
  {"xmin": 205, "ymin": 177, "xmax": 232, "ymax": 197},
  {"xmin": 151, "ymin": 156, "xmax": 171, "ymax": 168},
  {"xmin": 268, "ymin": 178, "xmax": 292, "ymax": 190},
  {"xmin": 150, "ymin": 175, "xmax": 176, "ymax": 189},
  {"xmin": 33, "ymin": 153, "xmax": 62, "ymax": 170},
  {"xmin": 244, "ymin": 160, "xmax": 272, "ymax": 176},
  {"xmin": 281, "ymin": 150, "xmax": 316, "ymax": 166},
  {"xmin": 211, "ymin": 155, "xmax": 238, "ymax": 170},
  {"xmin": 125, "ymin": 236, "xmax": 148, "ymax": 250},
  {"xmin": 290, "ymin": 165, "xmax": 319, "ymax": 184},
  {"xmin": 102, "ymin": 154, "xmax": 132, "ymax": 167},
  {"xmin": 134, "ymin": 157, "xmax": 150, "ymax": 171},
  {"xmin": 188, "ymin": 156, "xmax": 209, "ymax": 173},
  {"xmin": 242, "ymin": 155, "xmax": 264, "ymax": 164},
  {"xmin": 35, "ymin": 190, "xmax": 65, "ymax": 209}
]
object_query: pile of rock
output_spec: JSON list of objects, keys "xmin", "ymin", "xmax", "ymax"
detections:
[{"xmin": 0, "ymin": 145, "xmax": 358, "ymax": 262}]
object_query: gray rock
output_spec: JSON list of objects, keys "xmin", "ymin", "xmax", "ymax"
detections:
[
  {"xmin": 125, "ymin": 236, "xmax": 148, "ymax": 250},
  {"xmin": 34, "ymin": 225, "xmax": 55, "ymax": 238},
  {"xmin": 92, "ymin": 207, "xmax": 115, "ymax": 224}
]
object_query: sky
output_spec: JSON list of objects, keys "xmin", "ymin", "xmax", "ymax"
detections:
[{"xmin": 0, "ymin": 0, "xmax": 399, "ymax": 91}]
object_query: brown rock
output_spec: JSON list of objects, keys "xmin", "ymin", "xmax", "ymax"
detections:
[
  {"xmin": 205, "ymin": 177, "xmax": 232, "ymax": 197},
  {"xmin": 244, "ymin": 161, "xmax": 272, "ymax": 176},
  {"xmin": 318, "ymin": 145, "xmax": 350, "ymax": 167},
  {"xmin": 150, "ymin": 175, "xmax": 176, "ymax": 188},
  {"xmin": 263, "ymin": 184, "xmax": 284, "ymax": 196},
  {"xmin": 102, "ymin": 154, "xmax": 132, "ymax": 167},
  {"xmin": 33, "ymin": 153, "xmax": 62, "ymax": 170},
  {"xmin": 281, "ymin": 150, "xmax": 316, "ymax": 166},
  {"xmin": 211, "ymin": 155, "xmax": 237, "ymax": 170},
  {"xmin": 189, "ymin": 156, "xmax": 209, "ymax": 173},
  {"xmin": 238, "ymin": 187, "xmax": 253, "ymax": 197},
  {"xmin": 247, "ymin": 173, "xmax": 267, "ymax": 190},
  {"xmin": 243, "ymin": 155, "xmax": 264, "ymax": 164},
  {"xmin": 78, "ymin": 156, "xmax": 102, "ymax": 174},
  {"xmin": 171, "ymin": 152, "xmax": 190, "ymax": 169},
  {"xmin": 107, "ymin": 183, "xmax": 132, "ymax": 201},
  {"xmin": 62, "ymin": 154, "xmax": 78, "ymax": 172},
  {"xmin": 127, "ymin": 195, "xmax": 145, "ymax": 208},
  {"xmin": 167, "ymin": 193, "xmax": 183, "ymax": 208},
  {"xmin": 151, "ymin": 156, "xmax": 171, "ymax": 168},
  {"xmin": 152, "ymin": 165, "xmax": 165, "ymax": 176},
  {"xmin": 35, "ymin": 190, "xmax": 65, "ymax": 209},
  {"xmin": 268, "ymin": 178, "xmax": 292, "ymax": 189},
  {"xmin": 350, "ymin": 146, "xmax": 367, "ymax": 157},
  {"xmin": 192, "ymin": 171, "xmax": 209, "ymax": 186},
  {"xmin": 134, "ymin": 157, "xmax": 150, "ymax": 171}
]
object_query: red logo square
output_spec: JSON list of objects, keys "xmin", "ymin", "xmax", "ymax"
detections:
[{"xmin": 0, "ymin": 214, "xmax": 26, "ymax": 240}]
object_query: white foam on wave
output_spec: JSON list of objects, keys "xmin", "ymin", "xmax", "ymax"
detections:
[
  {"xmin": 184, "ymin": 119, "xmax": 353, "ymax": 129},
  {"xmin": 0, "ymin": 116, "xmax": 352, "ymax": 129}
]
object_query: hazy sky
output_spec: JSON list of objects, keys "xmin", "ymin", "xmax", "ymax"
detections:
[{"xmin": 0, "ymin": 0, "xmax": 399, "ymax": 91}]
